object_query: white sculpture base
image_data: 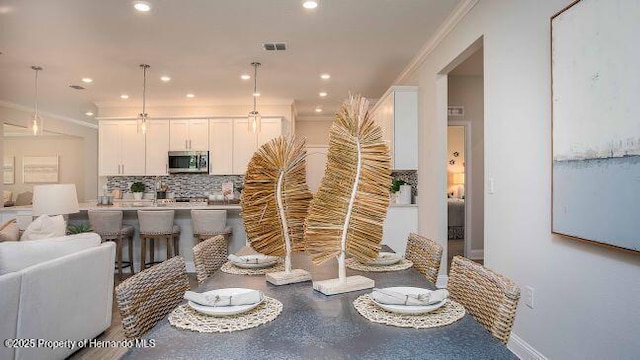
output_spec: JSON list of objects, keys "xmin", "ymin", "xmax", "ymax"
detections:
[
  {"xmin": 312, "ymin": 275, "xmax": 374, "ymax": 295},
  {"xmin": 266, "ymin": 269, "xmax": 312, "ymax": 286}
]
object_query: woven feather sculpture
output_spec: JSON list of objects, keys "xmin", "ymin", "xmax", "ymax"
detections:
[
  {"xmin": 241, "ymin": 135, "xmax": 313, "ymax": 272},
  {"xmin": 305, "ymin": 95, "xmax": 391, "ymax": 278}
]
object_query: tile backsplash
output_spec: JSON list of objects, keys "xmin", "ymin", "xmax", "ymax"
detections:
[
  {"xmin": 391, "ymin": 170, "xmax": 418, "ymax": 196},
  {"xmin": 106, "ymin": 174, "xmax": 244, "ymax": 198},
  {"xmin": 106, "ymin": 170, "xmax": 417, "ymax": 199}
]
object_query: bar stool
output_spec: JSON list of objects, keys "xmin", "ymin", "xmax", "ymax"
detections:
[
  {"xmin": 191, "ymin": 209, "xmax": 233, "ymax": 243},
  {"xmin": 138, "ymin": 210, "xmax": 181, "ymax": 269},
  {"xmin": 88, "ymin": 210, "xmax": 135, "ymax": 279}
]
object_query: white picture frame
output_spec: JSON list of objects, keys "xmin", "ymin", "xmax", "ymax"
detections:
[
  {"xmin": 23, "ymin": 155, "xmax": 59, "ymax": 183},
  {"xmin": 3, "ymin": 156, "xmax": 14, "ymax": 185}
]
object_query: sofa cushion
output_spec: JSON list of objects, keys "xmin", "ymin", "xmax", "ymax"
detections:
[
  {"xmin": 0, "ymin": 219, "xmax": 20, "ymax": 242},
  {"xmin": 20, "ymin": 214, "xmax": 66, "ymax": 241},
  {"xmin": 0, "ymin": 233, "xmax": 101, "ymax": 275}
]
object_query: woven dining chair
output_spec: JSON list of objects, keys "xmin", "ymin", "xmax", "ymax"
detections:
[
  {"xmin": 404, "ymin": 232, "xmax": 443, "ymax": 284},
  {"xmin": 192, "ymin": 235, "xmax": 228, "ymax": 284},
  {"xmin": 448, "ymin": 255, "xmax": 521, "ymax": 344},
  {"xmin": 115, "ymin": 256, "xmax": 190, "ymax": 339}
]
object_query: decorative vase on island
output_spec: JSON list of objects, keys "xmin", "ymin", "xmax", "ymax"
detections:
[
  {"xmin": 133, "ymin": 192, "xmax": 143, "ymax": 201},
  {"xmin": 397, "ymin": 184, "xmax": 412, "ymax": 204}
]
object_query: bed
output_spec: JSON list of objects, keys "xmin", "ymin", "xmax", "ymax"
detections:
[{"xmin": 448, "ymin": 198, "xmax": 465, "ymax": 240}]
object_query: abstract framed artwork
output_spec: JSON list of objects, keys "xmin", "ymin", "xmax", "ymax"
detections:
[
  {"xmin": 23, "ymin": 156, "xmax": 59, "ymax": 183},
  {"xmin": 3, "ymin": 156, "xmax": 14, "ymax": 185},
  {"xmin": 551, "ymin": 0, "xmax": 640, "ymax": 253}
]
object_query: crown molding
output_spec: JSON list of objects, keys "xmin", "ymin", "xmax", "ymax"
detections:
[
  {"xmin": 394, "ymin": 0, "xmax": 479, "ymax": 84},
  {"xmin": 0, "ymin": 100, "xmax": 98, "ymax": 129}
]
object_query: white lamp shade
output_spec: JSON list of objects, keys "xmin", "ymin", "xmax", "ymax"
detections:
[{"xmin": 32, "ymin": 184, "xmax": 80, "ymax": 216}]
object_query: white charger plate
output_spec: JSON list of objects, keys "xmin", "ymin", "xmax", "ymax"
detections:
[
  {"xmin": 371, "ymin": 287, "xmax": 447, "ymax": 315},
  {"xmin": 362, "ymin": 252, "xmax": 403, "ymax": 266},
  {"xmin": 187, "ymin": 288, "xmax": 264, "ymax": 316},
  {"xmin": 231, "ymin": 254, "xmax": 279, "ymax": 269}
]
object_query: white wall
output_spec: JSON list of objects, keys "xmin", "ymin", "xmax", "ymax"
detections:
[
  {"xmin": 448, "ymin": 75, "xmax": 484, "ymax": 255},
  {"xmin": 0, "ymin": 103, "xmax": 98, "ymax": 202},
  {"xmin": 295, "ymin": 117, "xmax": 333, "ymax": 146},
  {"xmin": 4, "ymin": 136, "xmax": 86, "ymax": 201},
  {"xmin": 414, "ymin": 1, "xmax": 640, "ymax": 358}
]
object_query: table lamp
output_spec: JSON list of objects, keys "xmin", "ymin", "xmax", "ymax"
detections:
[
  {"xmin": 32, "ymin": 184, "xmax": 80, "ymax": 220},
  {"xmin": 453, "ymin": 172, "xmax": 465, "ymax": 198}
]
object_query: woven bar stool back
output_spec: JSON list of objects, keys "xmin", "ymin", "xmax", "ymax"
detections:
[
  {"xmin": 448, "ymin": 255, "xmax": 521, "ymax": 344},
  {"xmin": 88, "ymin": 210, "xmax": 135, "ymax": 279},
  {"xmin": 192, "ymin": 235, "xmax": 227, "ymax": 283},
  {"xmin": 115, "ymin": 256, "xmax": 190, "ymax": 339},
  {"xmin": 138, "ymin": 210, "xmax": 180, "ymax": 269},
  {"xmin": 191, "ymin": 209, "xmax": 232, "ymax": 242},
  {"xmin": 405, "ymin": 232, "xmax": 443, "ymax": 284}
]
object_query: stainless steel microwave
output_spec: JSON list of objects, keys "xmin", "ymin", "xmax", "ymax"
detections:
[{"xmin": 168, "ymin": 151, "xmax": 209, "ymax": 173}]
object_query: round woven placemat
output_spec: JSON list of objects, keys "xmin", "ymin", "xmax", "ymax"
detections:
[
  {"xmin": 168, "ymin": 296, "xmax": 283, "ymax": 333},
  {"xmin": 345, "ymin": 258, "xmax": 414, "ymax": 272},
  {"xmin": 220, "ymin": 259, "xmax": 285, "ymax": 275},
  {"xmin": 353, "ymin": 294, "xmax": 465, "ymax": 329}
]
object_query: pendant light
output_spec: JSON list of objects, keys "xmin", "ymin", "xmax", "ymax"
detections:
[
  {"xmin": 138, "ymin": 64, "xmax": 150, "ymax": 135},
  {"xmin": 30, "ymin": 65, "xmax": 44, "ymax": 136},
  {"xmin": 248, "ymin": 62, "xmax": 262, "ymax": 133}
]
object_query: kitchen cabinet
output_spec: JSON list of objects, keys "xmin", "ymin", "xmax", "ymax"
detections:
[
  {"xmin": 209, "ymin": 119, "xmax": 233, "ymax": 175},
  {"xmin": 382, "ymin": 205, "xmax": 418, "ymax": 256},
  {"xmin": 371, "ymin": 86, "xmax": 418, "ymax": 169},
  {"xmin": 232, "ymin": 117, "xmax": 282, "ymax": 174},
  {"xmin": 145, "ymin": 120, "xmax": 170, "ymax": 175},
  {"xmin": 170, "ymin": 119, "xmax": 209, "ymax": 151},
  {"xmin": 99, "ymin": 120, "xmax": 146, "ymax": 176}
]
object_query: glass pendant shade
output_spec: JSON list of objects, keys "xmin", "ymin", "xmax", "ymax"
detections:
[
  {"xmin": 30, "ymin": 65, "xmax": 44, "ymax": 136},
  {"xmin": 248, "ymin": 110, "xmax": 261, "ymax": 133},
  {"xmin": 248, "ymin": 62, "xmax": 262, "ymax": 134},
  {"xmin": 138, "ymin": 64, "xmax": 150, "ymax": 135}
]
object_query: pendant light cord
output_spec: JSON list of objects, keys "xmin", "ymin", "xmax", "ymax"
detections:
[
  {"xmin": 34, "ymin": 68, "xmax": 39, "ymax": 117},
  {"xmin": 141, "ymin": 64, "xmax": 149, "ymax": 118},
  {"xmin": 253, "ymin": 63, "xmax": 258, "ymax": 111}
]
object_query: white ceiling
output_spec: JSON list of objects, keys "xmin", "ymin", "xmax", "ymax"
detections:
[{"xmin": 0, "ymin": 0, "xmax": 461, "ymax": 123}]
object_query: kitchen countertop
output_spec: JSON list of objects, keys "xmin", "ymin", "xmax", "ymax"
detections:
[{"xmin": 0, "ymin": 201, "xmax": 242, "ymax": 212}]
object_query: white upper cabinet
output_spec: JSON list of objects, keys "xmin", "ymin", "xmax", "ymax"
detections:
[
  {"xmin": 170, "ymin": 119, "xmax": 209, "ymax": 151},
  {"xmin": 99, "ymin": 120, "xmax": 146, "ymax": 176},
  {"xmin": 232, "ymin": 117, "xmax": 282, "ymax": 175},
  {"xmin": 145, "ymin": 120, "xmax": 170, "ymax": 175},
  {"xmin": 209, "ymin": 119, "xmax": 233, "ymax": 175},
  {"xmin": 371, "ymin": 86, "xmax": 418, "ymax": 169}
]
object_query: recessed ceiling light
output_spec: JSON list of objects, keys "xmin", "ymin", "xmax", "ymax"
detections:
[
  {"xmin": 241, "ymin": 74, "xmax": 251, "ymax": 80},
  {"xmin": 186, "ymin": 93, "xmax": 195, "ymax": 98},
  {"xmin": 315, "ymin": 107, "xmax": 323, "ymax": 113},
  {"xmin": 320, "ymin": 73, "xmax": 331, "ymax": 80},
  {"xmin": 81, "ymin": 77, "xmax": 93, "ymax": 83},
  {"xmin": 120, "ymin": 94, "xmax": 129, "ymax": 99},
  {"xmin": 303, "ymin": 1, "xmax": 318, "ymax": 9},
  {"xmin": 133, "ymin": 1, "xmax": 151, "ymax": 12},
  {"xmin": 253, "ymin": 92, "xmax": 261, "ymax": 97},
  {"xmin": 319, "ymin": 92, "xmax": 328, "ymax": 97},
  {"xmin": 160, "ymin": 75, "xmax": 171, "ymax": 82},
  {"xmin": 85, "ymin": 111, "xmax": 94, "ymax": 116}
]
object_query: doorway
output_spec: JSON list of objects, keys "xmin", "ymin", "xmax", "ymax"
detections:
[{"xmin": 443, "ymin": 43, "xmax": 484, "ymax": 268}]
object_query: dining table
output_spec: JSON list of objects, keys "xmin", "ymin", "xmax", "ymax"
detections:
[{"xmin": 123, "ymin": 249, "xmax": 517, "ymax": 360}]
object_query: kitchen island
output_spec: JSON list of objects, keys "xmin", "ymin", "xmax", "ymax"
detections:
[{"xmin": 0, "ymin": 201, "xmax": 246, "ymax": 272}]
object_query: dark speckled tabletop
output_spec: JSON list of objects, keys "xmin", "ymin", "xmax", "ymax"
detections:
[{"xmin": 123, "ymin": 250, "xmax": 516, "ymax": 360}]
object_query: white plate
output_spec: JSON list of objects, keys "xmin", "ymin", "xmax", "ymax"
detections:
[
  {"xmin": 187, "ymin": 288, "xmax": 264, "ymax": 316},
  {"xmin": 362, "ymin": 252, "xmax": 403, "ymax": 266},
  {"xmin": 371, "ymin": 287, "xmax": 447, "ymax": 315},
  {"xmin": 231, "ymin": 254, "xmax": 279, "ymax": 269}
]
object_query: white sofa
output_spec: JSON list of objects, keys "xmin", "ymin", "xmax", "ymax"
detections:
[{"xmin": 0, "ymin": 233, "xmax": 115, "ymax": 360}]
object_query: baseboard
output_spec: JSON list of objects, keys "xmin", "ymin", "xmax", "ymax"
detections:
[
  {"xmin": 508, "ymin": 333, "xmax": 547, "ymax": 360},
  {"xmin": 468, "ymin": 249, "xmax": 484, "ymax": 260},
  {"xmin": 436, "ymin": 274, "xmax": 448, "ymax": 288}
]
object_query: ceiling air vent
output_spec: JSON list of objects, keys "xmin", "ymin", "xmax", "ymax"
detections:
[
  {"xmin": 69, "ymin": 84, "xmax": 86, "ymax": 90},
  {"xmin": 262, "ymin": 42, "xmax": 287, "ymax": 51}
]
